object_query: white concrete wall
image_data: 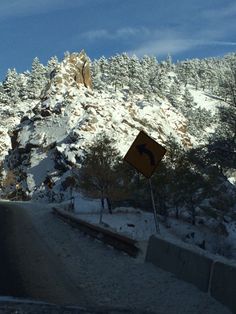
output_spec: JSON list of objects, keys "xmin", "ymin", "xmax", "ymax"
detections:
[{"xmin": 146, "ymin": 234, "xmax": 236, "ymax": 313}]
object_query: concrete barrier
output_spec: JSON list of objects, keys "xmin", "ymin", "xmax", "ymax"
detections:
[
  {"xmin": 210, "ymin": 260, "xmax": 236, "ymax": 313},
  {"xmin": 146, "ymin": 234, "xmax": 236, "ymax": 312},
  {"xmin": 145, "ymin": 235, "xmax": 213, "ymax": 292}
]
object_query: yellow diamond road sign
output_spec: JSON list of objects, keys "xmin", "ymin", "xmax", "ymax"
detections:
[{"xmin": 124, "ymin": 131, "xmax": 166, "ymax": 178}]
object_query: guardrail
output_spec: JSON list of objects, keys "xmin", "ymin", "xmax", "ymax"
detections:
[
  {"xmin": 52, "ymin": 207, "xmax": 140, "ymax": 257},
  {"xmin": 146, "ymin": 234, "xmax": 236, "ymax": 313}
]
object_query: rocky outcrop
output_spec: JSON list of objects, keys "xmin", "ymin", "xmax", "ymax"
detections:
[
  {"xmin": 69, "ymin": 50, "xmax": 92, "ymax": 88},
  {"xmin": 44, "ymin": 50, "xmax": 92, "ymax": 99}
]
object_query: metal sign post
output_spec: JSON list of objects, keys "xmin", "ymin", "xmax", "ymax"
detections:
[
  {"xmin": 124, "ymin": 130, "xmax": 166, "ymax": 234},
  {"xmin": 149, "ymin": 178, "xmax": 160, "ymax": 233}
]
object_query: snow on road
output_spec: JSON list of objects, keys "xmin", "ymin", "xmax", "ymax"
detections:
[{"xmin": 2, "ymin": 200, "xmax": 230, "ymax": 314}]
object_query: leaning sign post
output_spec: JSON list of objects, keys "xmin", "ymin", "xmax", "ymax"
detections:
[{"xmin": 124, "ymin": 130, "xmax": 166, "ymax": 233}]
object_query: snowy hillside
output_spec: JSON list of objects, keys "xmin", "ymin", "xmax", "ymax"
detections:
[
  {"xmin": 2, "ymin": 84, "xmax": 213, "ymax": 198},
  {"xmin": 6, "ymin": 87, "xmax": 192, "ymax": 198},
  {"xmin": 0, "ymin": 50, "xmax": 236, "ymax": 260},
  {"xmin": 0, "ymin": 52, "xmax": 196, "ymax": 199},
  {"xmin": 0, "ymin": 99, "xmax": 37, "ymax": 161}
]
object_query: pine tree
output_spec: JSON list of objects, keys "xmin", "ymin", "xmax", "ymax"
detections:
[
  {"xmin": 127, "ymin": 55, "xmax": 143, "ymax": 94},
  {"xmin": 76, "ymin": 134, "xmax": 131, "ymax": 214},
  {"xmin": 176, "ymin": 61, "xmax": 191, "ymax": 87},
  {"xmin": 107, "ymin": 54, "xmax": 126, "ymax": 90},
  {"xmin": 18, "ymin": 72, "xmax": 30, "ymax": 100},
  {"xmin": 91, "ymin": 59, "xmax": 105, "ymax": 90},
  {"xmin": 163, "ymin": 136, "xmax": 188, "ymax": 219},
  {"xmin": 47, "ymin": 56, "xmax": 59, "ymax": 78},
  {"xmin": 2, "ymin": 68, "xmax": 20, "ymax": 103},
  {"xmin": 220, "ymin": 54, "xmax": 236, "ymax": 105},
  {"xmin": 151, "ymin": 162, "xmax": 172, "ymax": 219},
  {"xmin": 27, "ymin": 57, "xmax": 47, "ymax": 99},
  {"xmin": 179, "ymin": 168, "xmax": 205, "ymax": 225},
  {"xmin": 179, "ymin": 88, "xmax": 195, "ymax": 116},
  {"xmin": 144, "ymin": 56, "xmax": 160, "ymax": 94},
  {"xmin": 165, "ymin": 54, "xmax": 174, "ymax": 72},
  {"xmin": 167, "ymin": 80, "xmax": 181, "ymax": 108},
  {"xmin": 186, "ymin": 107, "xmax": 214, "ymax": 140},
  {"xmin": 182, "ymin": 88, "xmax": 193, "ymax": 107},
  {"xmin": 0, "ymin": 82, "xmax": 10, "ymax": 103},
  {"xmin": 97, "ymin": 56, "xmax": 110, "ymax": 89}
]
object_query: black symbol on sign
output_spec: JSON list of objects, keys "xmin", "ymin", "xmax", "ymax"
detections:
[{"xmin": 136, "ymin": 144, "xmax": 155, "ymax": 166}]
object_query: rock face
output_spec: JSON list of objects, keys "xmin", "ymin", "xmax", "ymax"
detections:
[{"xmin": 45, "ymin": 50, "xmax": 92, "ymax": 98}]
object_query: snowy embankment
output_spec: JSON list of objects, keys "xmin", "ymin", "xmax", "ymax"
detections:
[
  {"xmin": 58, "ymin": 194, "xmax": 236, "ymax": 261},
  {"xmin": 0, "ymin": 200, "xmax": 231, "ymax": 314}
]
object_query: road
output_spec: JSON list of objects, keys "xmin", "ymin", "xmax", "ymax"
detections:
[
  {"xmin": 0, "ymin": 201, "xmax": 232, "ymax": 314},
  {"xmin": 0, "ymin": 204, "xmax": 23, "ymax": 297},
  {"xmin": 0, "ymin": 202, "xmax": 84, "ymax": 306}
]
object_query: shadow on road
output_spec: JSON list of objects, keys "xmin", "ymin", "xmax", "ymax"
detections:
[{"xmin": 0, "ymin": 205, "xmax": 27, "ymax": 298}]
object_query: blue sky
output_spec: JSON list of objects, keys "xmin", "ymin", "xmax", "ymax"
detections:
[{"xmin": 0, "ymin": 0, "xmax": 236, "ymax": 80}]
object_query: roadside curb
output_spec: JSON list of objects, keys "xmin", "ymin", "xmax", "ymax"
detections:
[{"xmin": 52, "ymin": 207, "xmax": 140, "ymax": 257}]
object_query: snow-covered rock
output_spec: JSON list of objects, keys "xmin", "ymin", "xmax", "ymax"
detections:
[
  {"xmin": 0, "ymin": 99, "xmax": 36, "ymax": 161},
  {"xmin": 44, "ymin": 50, "xmax": 92, "ymax": 100},
  {"xmin": 0, "ymin": 51, "xmax": 231, "ymax": 203}
]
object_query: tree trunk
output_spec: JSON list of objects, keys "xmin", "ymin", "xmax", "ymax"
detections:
[
  {"xmin": 70, "ymin": 186, "xmax": 74, "ymax": 211},
  {"xmin": 99, "ymin": 193, "xmax": 105, "ymax": 224},
  {"xmin": 191, "ymin": 201, "xmax": 196, "ymax": 225},
  {"xmin": 158, "ymin": 195, "xmax": 167, "ymax": 217},
  {"xmin": 175, "ymin": 204, "xmax": 179, "ymax": 219},
  {"xmin": 106, "ymin": 197, "xmax": 112, "ymax": 214}
]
